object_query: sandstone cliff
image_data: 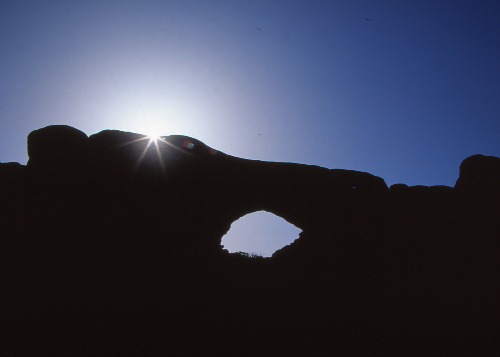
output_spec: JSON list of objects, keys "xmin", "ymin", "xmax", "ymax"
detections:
[{"xmin": 1, "ymin": 125, "xmax": 499, "ymax": 355}]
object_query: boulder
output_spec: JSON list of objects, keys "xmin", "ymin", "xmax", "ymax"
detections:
[
  {"xmin": 26, "ymin": 125, "xmax": 89, "ymax": 183},
  {"xmin": 27, "ymin": 125, "xmax": 88, "ymax": 166},
  {"xmin": 454, "ymin": 154, "xmax": 500, "ymax": 198}
]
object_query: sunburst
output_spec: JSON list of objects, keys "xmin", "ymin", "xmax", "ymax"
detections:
[
  {"xmin": 113, "ymin": 131, "xmax": 193, "ymax": 177},
  {"xmin": 119, "ymin": 134, "xmax": 168, "ymax": 174},
  {"xmin": 134, "ymin": 135, "xmax": 169, "ymax": 173}
]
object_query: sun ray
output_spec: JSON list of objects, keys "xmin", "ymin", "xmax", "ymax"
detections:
[
  {"xmin": 133, "ymin": 137, "xmax": 155, "ymax": 172},
  {"xmin": 113, "ymin": 132, "xmax": 196, "ymax": 176},
  {"xmin": 152, "ymin": 137, "xmax": 166, "ymax": 174}
]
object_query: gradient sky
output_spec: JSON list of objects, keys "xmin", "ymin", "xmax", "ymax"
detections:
[{"xmin": 1, "ymin": 1, "xmax": 499, "ymax": 256}]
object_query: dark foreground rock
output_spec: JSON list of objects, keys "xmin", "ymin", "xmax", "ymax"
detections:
[{"xmin": 1, "ymin": 125, "xmax": 499, "ymax": 356}]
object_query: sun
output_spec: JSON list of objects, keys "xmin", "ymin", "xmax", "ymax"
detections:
[
  {"xmin": 146, "ymin": 134, "xmax": 161, "ymax": 141},
  {"xmin": 128, "ymin": 133, "xmax": 168, "ymax": 174},
  {"xmin": 142, "ymin": 127, "xmax": 163, "ymax": 141},
  {"xmin": 143, "ymin": 127, "xmax": 167, "ymax": 143},
  {"xmin": 139, "ymin": 121, "xmax": 168, "ymax": 142}
]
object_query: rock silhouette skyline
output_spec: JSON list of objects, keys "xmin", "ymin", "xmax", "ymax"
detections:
[{"xmin": 1, "ymin": 125, "xmax": 499, "ymax": 355}]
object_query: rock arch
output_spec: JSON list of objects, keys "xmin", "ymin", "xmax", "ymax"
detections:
[{"xmin": 23, "ymin": 125, "xmax": 390, "ymax": 257}]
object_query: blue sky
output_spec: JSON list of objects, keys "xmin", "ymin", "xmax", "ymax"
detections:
[{"xmin": 1, "ymin": 1, "xmax": 499, "ymax": 255}]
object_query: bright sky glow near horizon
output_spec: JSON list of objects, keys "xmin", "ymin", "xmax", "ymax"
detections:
[{"xmin": 1, "ymin": 1, "xmax": 499, "ymax": 255}]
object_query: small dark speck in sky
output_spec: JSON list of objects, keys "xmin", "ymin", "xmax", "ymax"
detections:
[{"xmin": 255, "ymin": 27, "xmax": 262, "ymax": 31}]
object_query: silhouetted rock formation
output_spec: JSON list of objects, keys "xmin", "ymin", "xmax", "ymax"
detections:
[
  {"xmin": 1, "ymin": 125, "xmax": 499, "ymax": 356},
  {"xmin": 455, "ymin": 154, "xmax": 500, "ymax": 198}
]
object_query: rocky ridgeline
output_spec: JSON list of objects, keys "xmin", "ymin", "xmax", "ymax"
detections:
[{"xmin": 1, "ymin": 125, "xmax": 499, "ymax": 355}]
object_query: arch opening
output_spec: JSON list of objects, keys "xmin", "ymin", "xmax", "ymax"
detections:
[{"xmin": 221, "ymin": 210, "xmax": 302, "ymax": 257}]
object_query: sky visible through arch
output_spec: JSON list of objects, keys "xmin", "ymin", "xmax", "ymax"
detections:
[
  {"xmin": 1, "ymin": 1, "xmax": 499, "ymax": 254},
  {"xmin": 221, "ymin": 211, "xmax": 302, "ymax": 257}
]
